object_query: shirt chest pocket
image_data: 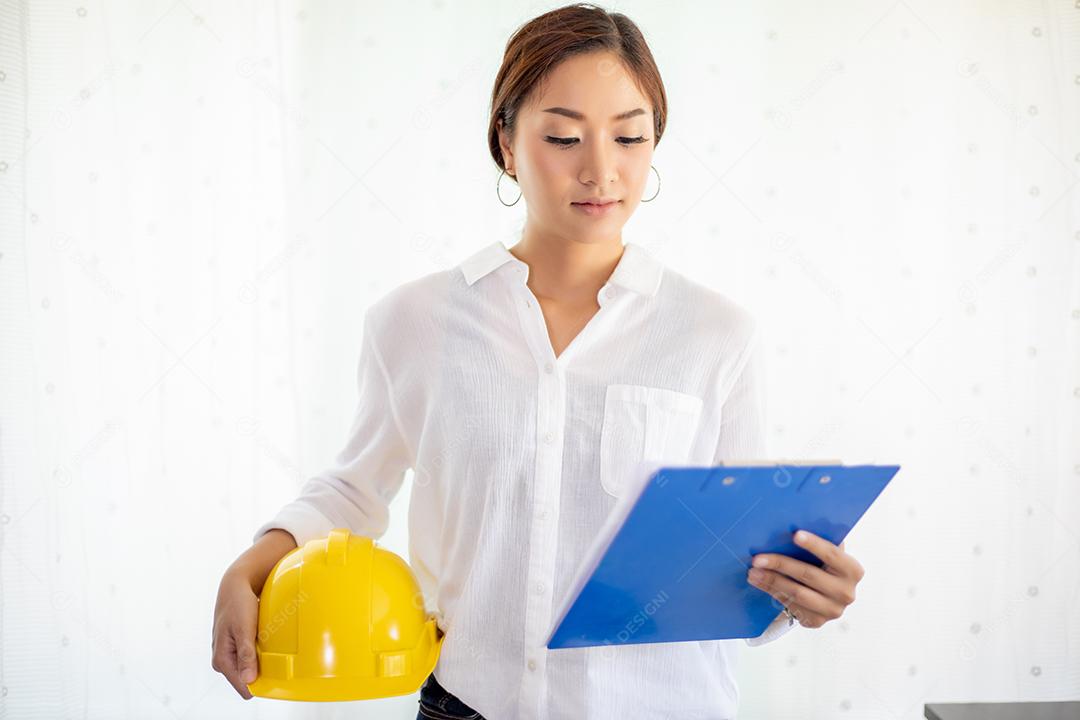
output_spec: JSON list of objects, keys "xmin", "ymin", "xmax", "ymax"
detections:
[{"xmin": 598, "ymin": 384, "xmax": 705, "ymax": 498}]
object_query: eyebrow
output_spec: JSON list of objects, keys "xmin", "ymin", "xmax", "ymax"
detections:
[{"xmin": 541, "ymin": 106, "xmax": 647, "ymax": 121}]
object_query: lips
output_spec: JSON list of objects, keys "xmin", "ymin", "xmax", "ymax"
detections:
[{"xmin": 571, "ymin": 199, "xmax": 620, "ymax": 217}]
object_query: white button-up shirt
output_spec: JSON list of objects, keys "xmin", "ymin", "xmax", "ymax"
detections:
[{"xmin": 253, "ymin": 240, "xmax": 796, "ymax": 719}]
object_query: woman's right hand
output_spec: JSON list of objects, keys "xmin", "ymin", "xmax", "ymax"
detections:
[
  {"xmin": 211, "ymin": 528, "xmax": 298, "ymax": 699},
  {"xmin": 211, "ymin": 570, "xmax": 261, "ymax": 699}
]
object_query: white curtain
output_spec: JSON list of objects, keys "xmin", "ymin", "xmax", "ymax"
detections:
[{"xmin": 1, "ymin": 2, "xmax": 1076, "ymax": 719}]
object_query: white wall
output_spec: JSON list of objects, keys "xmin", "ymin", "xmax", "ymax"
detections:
[{"xmin": 0, "ymin": 1, "xmax": 1077, "ymax": 718}]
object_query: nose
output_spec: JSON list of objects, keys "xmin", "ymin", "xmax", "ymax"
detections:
[{"xmin": 578, "ymin": 136, "xmax": 618, "ymax": 187}]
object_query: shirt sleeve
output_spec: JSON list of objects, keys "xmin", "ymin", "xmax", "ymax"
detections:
[
  {"xmin": 713, "ymin": 318, "xmax": 766, "ymax": 465},
  {"xmin": 251, "ymin": 310, "xmax": 414, "ymax": 548},
  {"xmin": 744, "ymin": 610, "xmax": 796, "ymax": 646},
  {"xmin": 712, "ymin": 320, "xmax": 799, "ymax": 647}
]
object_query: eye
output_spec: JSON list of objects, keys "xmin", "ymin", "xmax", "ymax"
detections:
[
  {"xmin": 544, "ymin": 136, "xmax": 649, "ymax": 150},
  {"xmin": 544, "ymin": 136, "xmax": 577, "ymax": 149}
]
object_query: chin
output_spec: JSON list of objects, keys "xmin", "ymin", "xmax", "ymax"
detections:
[{"xmin": 566, "ymin": 222, "xmax": 626, "ymax": 242}]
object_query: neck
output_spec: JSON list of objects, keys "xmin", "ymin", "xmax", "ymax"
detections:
[{"xmin": 509, "ymin": 226, "xmax": 624, "ymax": 304}]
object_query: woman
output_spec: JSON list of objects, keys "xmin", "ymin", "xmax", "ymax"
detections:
[{"xmin": 212, "ymin": 4, "xmax": 866, "ymax": 718}]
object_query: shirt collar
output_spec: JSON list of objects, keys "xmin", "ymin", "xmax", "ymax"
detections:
[{"xmin": 459, "ymin": 240, "xmax": 663, "ymax": 297}]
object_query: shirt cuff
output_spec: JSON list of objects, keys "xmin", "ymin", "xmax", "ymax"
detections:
[
  {"xmin": 744, "ymin": 609, "xmax": 798, "ymax": 646},
  {"xmin": 251, "ymin": 502, "xmax": 337, "ymax": 549}
]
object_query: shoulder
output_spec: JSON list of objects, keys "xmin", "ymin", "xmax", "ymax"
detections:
[
  {"xmin": 656, "ymin": 263, "xmax": 759, "ymax": 348},
  {"xmin": 363, "ymin": 266, "xmax": 462, "ymax": 342}
]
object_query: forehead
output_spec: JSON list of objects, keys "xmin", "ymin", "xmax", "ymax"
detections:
[{"xmin": 526, "ymin": 51, "xmax": 651, "ymax": 120}]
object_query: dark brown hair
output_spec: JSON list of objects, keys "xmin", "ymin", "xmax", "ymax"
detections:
[{"xmin": 487, "ymin": 3, "xmax": 668, "ymax": 179}]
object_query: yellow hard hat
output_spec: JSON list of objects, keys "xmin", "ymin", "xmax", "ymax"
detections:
[{"xmin": 248, "ymin": 527, "xmax": 442, "ymax": 701}]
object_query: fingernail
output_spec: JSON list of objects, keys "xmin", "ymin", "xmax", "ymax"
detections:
[
  {"xmin": 752, "ymin": 555, "xmax": 767, "ymax": 568},
  {"xmin": 748, "ymin": 568, "xmax": 764, "ymax": 582},
  {"xmin": 795, "ymin": 530, "xmax": 808, "ymax": 543}
]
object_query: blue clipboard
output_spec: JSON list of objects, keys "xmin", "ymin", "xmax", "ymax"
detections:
[{"xmin": 545, "ymin": 461, "xmax": 901, "ymax": 649}]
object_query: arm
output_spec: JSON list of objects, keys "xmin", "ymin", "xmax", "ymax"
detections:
[
  {"xmin": 215, "ymin": 309, "xmax": 415, "ymax": 699},
  {"xmin": 251, "ymin": 307, "xmax": 414, "ymax": 548},
  {"xmin": 212, "ymin": 528, "xmax": 298, "ymax": 699},
  {"xmin": 710, "ymin": 320, "xmax": 799, "ymax": 647},
  {"xmin": 228, "ymin": 528, "xmax": 297, "ymax": 594}
]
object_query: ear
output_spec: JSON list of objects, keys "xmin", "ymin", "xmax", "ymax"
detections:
[{"xmin": 496, "ymin": 118, "xmax": 515, "ymax": 177}]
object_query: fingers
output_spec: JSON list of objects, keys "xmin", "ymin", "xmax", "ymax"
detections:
[
  {"xmin": 747, "ymin": 567, "xmax": 846, "ymax": 623},
  {"xmin": 750, "ymin": 554, "xmax": 855, "ymax": 605},
  {"xmin": 793, "ymin": 530, "xmax": 864, "ymax": 580},
  {"xmin": 236, "ymin": 635, "xmax": 258, "ymax": 686},
  {"xmin": 226, "ymin": 636, "xmax": 255, "ymax": 700},
  {"xmin": 782, "ymin": 603, "xmax": 831, "ymax": 629},
  {"xmin": 237, "ymin": 589, "xmax": 260, "ymax": 688},
  {"xmin": 211, "ymin": 576, "xmax": 263, "ymax": 700},
  {"xmin": 212, "ymin": 633, "xmax": 254, "ymax": 700}
]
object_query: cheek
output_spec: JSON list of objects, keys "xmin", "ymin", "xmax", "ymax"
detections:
[
  {"xmin": 628, "ymin": 152, "xmax": 653, "ymax": 187},
  {"xmin": 531, "ymin": 147, "xmax": 574, "ymax": 179},
  {"xmin": 523, "ymin": 147, "xmax": 575, "ymax": 201}
]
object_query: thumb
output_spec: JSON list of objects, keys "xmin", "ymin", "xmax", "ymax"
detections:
[{"xmin": 236, "ymin": 637, "xmax": 258, "ymax": 684}]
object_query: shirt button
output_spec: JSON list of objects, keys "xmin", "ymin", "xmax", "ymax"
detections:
[
  {"xmin": 543, "ymin": 431, "xmax": 554, "ymax": 443},
  {"xmin": 535, "ymin": 582, "xmax": 545, "ymax": 595},
  {"xmin": 543, "ymin": 362, "xmax": 554, "ymax": 374},
  {"xmin": 527, "ymin": 659, "xmax": 537, "ymax": 671},
  {"xmin": 537, "ymin": 507, "xmax": 547, "ymax": 519},
  {"xmin": 605, "ymin": 286, "xmax": 618, "ymax": 299}
]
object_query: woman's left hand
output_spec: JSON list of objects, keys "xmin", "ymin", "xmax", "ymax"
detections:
[{"xmin": 746, "ymin": 530, "xmax": 865, "ymax": 629}]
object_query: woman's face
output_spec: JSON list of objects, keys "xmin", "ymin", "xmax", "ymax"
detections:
[{"xmin": 498, "ymin": 50, "xmax": 655, "ymax": 245}]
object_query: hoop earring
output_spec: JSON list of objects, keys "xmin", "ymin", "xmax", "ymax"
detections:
[
  {"xmin": 641, "ymin": 164, "xmax": 661, "ymax": 202},
  {"xmin": 497, "ymin": 168, "xmax": 522, "ymax": 207}
]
